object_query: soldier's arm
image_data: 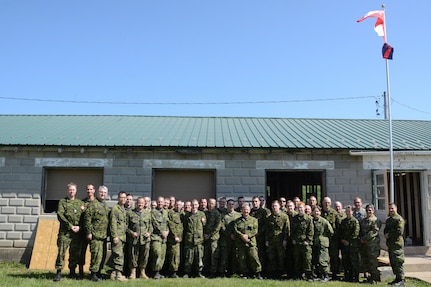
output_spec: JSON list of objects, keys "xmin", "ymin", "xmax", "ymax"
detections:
[
  {"xmin": 110, "ymin": 206, "xmax": 119, "ymax": 239},
  {"xmin": 57, "ymin": 199, "xmax": 73, "ymax": 230}
]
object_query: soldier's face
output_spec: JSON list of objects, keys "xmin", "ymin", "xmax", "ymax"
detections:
[
  {"xmin": 366, "ymin": 207, "xmax": 374, "ymax": 217},
  {"xmin": 312, "ymin": 208, "xmax": 321, "ymax": 218},
  {"xmin": 345, "ymin": 207, "xmax": 352, "ymax": 217},
  {"xmin": 287, "ymin": 202, "xmax": 295, "ymax": 213},
  {"xmin": 322, "ymin": 199, "xmax": 331, "ymax": 211},
  {"xmin": 218, "ymin": 199, "xmax": 226, "ymax": 209},
  {"xmin": 252, "ymin": 198, "xmax": 260, "ymax": 208},
  {"xmin": 68, "ymin": 185, "xmax": 77, "ymax": 199},
  {"xmin": 136, "ymin": 199, "xmax": 145, "ymax": 211},
  {"xmin": 272, "ymin": 202, "xmax": 280, "ymax": 213},
  {"xmin": 242, "ymin": 205, "xmax": 250, "ymax": 217},
  {"xmin": 126, "ymin": 196, "xmax": 133, "ymax": 207},
  {"xmin": 86, "ymin": 185, "xmax": 95, "ymax": 198},
  {"xmin": 388, "ymin": 204, "xmax": 397, "ymax": 216},
  {"xmin": 98, "ymin": 188, "xmax": 107, "ymax": 201},
  {"xmin": 298, "ymin": 205, "xmax": 305, "ymax": 215},
  {"xmin": 227, "ymin": 201, "xmax": 235, "ymax": 212},
  {"xmin": 192, "ymin": 201, "xmax": 199, "ymax": 212},
  {"xmin": 118, "ymin": 193, "xmax": 127, "ymax": 206},
  {"xmin": 175, "ymin": 201, "xmax": 183, "ymax": 212},
  {"xmin": 208, "ymin": 199, "xmax": 216, "ymax": 210}
]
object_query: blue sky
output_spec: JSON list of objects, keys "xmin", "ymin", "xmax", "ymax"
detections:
[{"xmin": 1, "ymin": 1, "xmax": 430, "ymax": 120}]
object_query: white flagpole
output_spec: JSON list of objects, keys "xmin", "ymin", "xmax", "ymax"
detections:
[{"xmin": 382, "ymin": 4, "xmax": 395, "ymax": 203}]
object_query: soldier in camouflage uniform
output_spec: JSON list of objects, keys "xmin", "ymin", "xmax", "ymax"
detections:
[
  {"xmin": 291, "ymin": 202, "xmax": 314, "ymax": 281},
  {"xmin": 233, "ymin": 204, "xmax": 263, "ymax": 279},
  {"xmin": 127, "ymin": 197, "xmax": 153, "ymax": 280},
  {"xmin": 183, "ymin": 199, "xmax": 206, "ymax": 278},
  {"xmin": 217, "ymin": 197, "xmax": 227, "ymax": 216},
  {"xmin": 84, "ymin": 185, "xmax": 110, "ymax": 281},
  {"xmin": 312, "ymin": 206, "xmax": 334, "ymax": 282},
  {"xmin": 285, "ymin": 200, "xmax": 298, "ymax": 279},
  {"xmin": 78, "ymin": 184, "xmax": 96, "ymax": 279},
  {"xmin": 360, "ymin": 204, "xmax": 381, "ymax": 284},
  {"xmin": 109, "ymin": 191, "xmax": 128, "ymax": 281},
  {"xmin": 150, "ymin": 196, "xmax": 170, "ymax": 279},
  {"xmin": 321, "ymin": 197, "xmax": 341, "ymax": 280},
  {"xmin": 53, "ymin": 182, "xmax": 84, "ymax": 281},
  {"xmin": 203, "ymin": 198, "xmax": 222, "ymax": 278},
  {"xmin": 166, "ymin": 200, "xmax": 184, "ymax": 278},
  {"xmin": 384, "ymin": 203, "xmax": 405, "ymax": 286},
  {"xmin": 265, "ymin": 200, "xmax": 289, "ymax": 279},
  {"xmin": 217, "ymin": 198, "xmax": 240, "ymax": 277},
  {"xmin": 339, "ymin": 205, "xmax": 360, "ymax": 282},
  {"xmin": 250, "ymin": 196, "xmax": 270, "ymax": 276}
]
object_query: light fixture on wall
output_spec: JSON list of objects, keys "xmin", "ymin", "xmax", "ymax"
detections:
[
  {"xmin": 80, "ymin": 148, "xmax": 85, "ymax": 154},
  {"xmin": 58, "ymin": 148, "xmax": 63, "ymax": 153}
]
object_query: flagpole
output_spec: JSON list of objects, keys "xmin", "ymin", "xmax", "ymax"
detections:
[{"xmin": 382, "ymin": 4, "xmax": 395, "ymax": 204}]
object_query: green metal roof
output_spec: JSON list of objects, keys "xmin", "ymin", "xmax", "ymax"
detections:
[{"xmin": 0, "ymin": 115, "xmax": 430, "ymax": 150}]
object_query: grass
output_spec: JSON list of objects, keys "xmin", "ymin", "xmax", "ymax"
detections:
[{"xmin": 1, "ymin": 262, "xmax": 429, "ymax": 287}]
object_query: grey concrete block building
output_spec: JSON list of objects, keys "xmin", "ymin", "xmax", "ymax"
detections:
[{"xmin": 1, "ymin": 115, "xmax": 430, "ymax": 263}]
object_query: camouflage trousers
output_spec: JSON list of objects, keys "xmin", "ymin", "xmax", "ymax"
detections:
[
  {"xmin": 204, "ymin": 239, "xmax": 220, "ymax": 273},
  {"xmin": 183, "ymin": 244, "xmax": 204, "ymax": 274},
  {"xmin": 236, "ymin": 243, "xmax": 262, "ymax": 274},
  {"xmin": 267, "ymin": 241, "xmax": 286, "ymax": 273},
  {"xmin": 312, "ymin": 245, "xmax": 329, "ymax": 275},
  {"xmin": 217, "ymin": 240, "xmax": 237, "ymax": 274},
  {"xmin": 89, "ymin": 238, "xmax": 107, "ymax": 273},
  {"xmin": 150, "ymin": 240, "xmax": 166, "ymax": 272},
  {"xmin": 55, "ymin": 232, "xmax": 81, "ymax": 270},
  {"xmin": 361, "ymin": 243, "xmax": 380, "ymax": 281},
  {"xmin": 293, "ymin": 244, "xmax": 312, "ymax": 277},
  {"xmin": 111, "ymin": 239, "xmax": 125, "ymax": 271},
  {"xmin": 341, "ymin": 244, "xmax": 360, "ymax": 280},
  {"xmin": 129, "ymin": 241, "xmax": 150, "ymax": 269},
  {"xmin": 329, "ymin": 241, "xmax": 340, "ymax": 274},
  {"xmin": 388, "ymin": 244, "xmax": 405, "ymax": 280},
  {"xmin": 167, "ymin": 241, "xmax": 181, "ymax": 272}
]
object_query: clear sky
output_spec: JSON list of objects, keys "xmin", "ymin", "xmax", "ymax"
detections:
[{"xmin": 1, "ymin": 1, "xmax": 430, "ymax": 120}]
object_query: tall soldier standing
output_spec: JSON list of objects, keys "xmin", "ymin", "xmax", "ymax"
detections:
[
  {"xmin": 53, "ymin": 182, "xmax": 84, "ymax": 281},
  {"xmin": 78, "ymin": 184, "xmax": 96, "ymax": 279},
  {"xmin": 384, "ymin": 203, "xmax": 405, "ymax": 286},
  {"xmin": 291, "ymin": 202, "xmax": 314, "ymax": 281},
  {"xmin": 321, "ymin": 197, "xmax": 341, "ymax": 280},
  {"xmin": 150, "ymin": 196, "xmax": 170, "ymax": 279},
  {"xmin": 250, "ymin": 196, "xmax": 270, "ymax": 276},
  {"xmin": 109, "ymin": 191, "xmax": 128, "ymax": 281},
  {"xmin": 265, "ymin": 200, "xmax": 289, "ymax": 279},
  {"xmin": 167, "ymin": 200, "xmax": 184, "ymax": 278},
  {"xmin": 360, "ymin": 204, "xmax": 381, "ymax": 284},
  {"xmin": 84, "ymin": 185, "xmax": 110, "ymax": 282},
  {"xmin": 339, "ymin": 205, "xmax": 360, "ymax": 282}
]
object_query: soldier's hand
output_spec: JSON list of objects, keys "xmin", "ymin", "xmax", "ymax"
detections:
[
  {"xmin": 162, "ymin": 230, "xmax": 169, "ymax": 239},
  {"xmin": 133, "ymin": 232, "xmax": 138, "ymax": 238},
  {"xmin": 230, "ymin": 234, "xmax": 235, "ymax": 241},
  {"xmin": 144, "ymin": 232, "xmax": 150, "ymax": 238},
  {"xmin": 204, "ymin": 234, "xmax": 209, "ymax": 241},
  {"xmin": 175, "ymin": 236, "xmax": 181, "ymax": 243},
  {"xmin": 282, "ymin": 240, "xmax": 287, "ymax": 248},
  {"xmin": 265, "ymin": 241, "xmax": 269, "ymax": 247},
  {"xmin": 113, "ymin": 237, "xmax": 119, "ymax": 244},
  {"xmin": 87, "ymin": 234, "xmax": 93, "ymax": 241},
  {"xmin": 303, "ymin": 241, "xmax": 309, "ymax": 246},
  {"xmin": 292, "ymin": 240, "xmax": 296, "ymax": 245}
]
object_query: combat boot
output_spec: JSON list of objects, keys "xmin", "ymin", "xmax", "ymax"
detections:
[
  {"xmin": 129, "ymin": 268, "xmax": 136, "ymax": 280},
  {"xmin": 78, "ymin": 265, "xmax": 84, "ymax": 280},
  {"xmin": 91, "ymin": 272, "xmax": 100, "ymax": 282},
  {"xmin": 115, "ymin": 271, "xmax": 128, "ymax": 282},
  {"xmin": 53, "ymin": 270, "xmax": 61, "ymax": 282},
  {"xmin": 153, "ymin": 271, "xmax": 163, "ymax": 279},
  {"xmin": 139, "ymin": 268, "xmax": 149, "ymax": 279}
]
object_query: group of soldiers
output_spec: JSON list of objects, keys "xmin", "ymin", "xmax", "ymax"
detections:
[{"xmin": 53, "ymin": 183, "xmax": 405, "ymax": 286}]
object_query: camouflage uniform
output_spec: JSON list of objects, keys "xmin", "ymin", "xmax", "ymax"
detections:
[
  {"xmin": 312, "ymin": 216, "xmax": 334, "ymax": 278},
  {"xmin": 167, "ymin": 208, "xmax": 184, "ymax": 275},
  {"xmin": 321, "ymin": 207, "xmax": 340, "ymax": 277},
  {"xmin": 79, "ymin": 197, "xmax": 93, "ymax": 274},
  {"xmin": 218, "ymin": 210, "xmax": 240, "ymax": 275},
  {"xmin": 203, "ymin": 208, "xmax": 221, "ymax": 275},
  {"xmin": 233, "ymin": 215, "xmax": 262, "ymax": 276},
  {"xmin": 360, "ymin": 214, "xmax": 381, "ymax": 282},
  {"xmin": 183, "ymin": 210, "xmax": 206, "ymax": 275},
  {"xmin": 150, "ymin": 207, "xmax": 169, "ymax": 273},
  {"xmin": 55, "ymin": 197, "xmax": 84, "ymax": 271},
  {"xmin": 84, "ymin": 198, "xmax": 110, "ymax": 274},
  {"xmin": 250, "ymin": 207, "xmax": 270, "ymax": 273},
  {"xmin": 265, "ymin": 211, "xmax": 289, "ymax": 276},
  {"xmin": 110, "ymin": 203, "xmax": 128, "ymax": 272},
  {"xmin": 384, "ymin": 213, "xmax": 405, "ymax": 281},
  {"xmin": 286, "ymin": 210, "xmax": 298, "ymax": 279},
  {"xmin": 127, "ymin": 208, "xmax": 152, "ymax": 271},
  {"xmin": 339, "ymin": 215, "xmax": 360, "ymax": 282},
  {"xmin": 291, "ymin": 213, "xmax": 314, "ymax": 279}
]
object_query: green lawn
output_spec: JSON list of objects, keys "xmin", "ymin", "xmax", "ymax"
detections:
[{"xmin": 1, "ymin": 262, "xmax": 428, "ymax": 287}]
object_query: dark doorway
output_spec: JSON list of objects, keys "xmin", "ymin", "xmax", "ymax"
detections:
[{"xmin": 266, "ymin": 171, "xmax": 325, "ymax": 207}]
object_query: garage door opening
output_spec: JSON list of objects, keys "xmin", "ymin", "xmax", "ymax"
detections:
[
  {"xmin": 153, "ymin": 169, "xmax": 216, "ymax": 201},
  {"xmin": 266, "ymin": 171, "xmax": 325, "ymax": 207}
]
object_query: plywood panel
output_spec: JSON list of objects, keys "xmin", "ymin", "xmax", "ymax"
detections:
[{"xmin": 29, "ymin": 215, "xmax": 90, "ymax": 272}]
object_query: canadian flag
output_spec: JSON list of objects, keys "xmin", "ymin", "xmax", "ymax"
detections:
[{"xmin": 357, "ymin": 10, "xmax": 386, "ymax": 42}]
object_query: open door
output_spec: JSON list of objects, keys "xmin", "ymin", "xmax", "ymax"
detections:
[{"xmin": 373, "ymin": 169, "xmax": 388, "ymax": 219}]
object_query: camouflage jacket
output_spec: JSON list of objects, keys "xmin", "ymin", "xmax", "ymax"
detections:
[
  {"xmin": 384, "ymin": 213, "xmax": 405, "ymax": 247},
  {"xmin": 250, "ymin": 207, "xmax": 271, "ymax": 239},
  {"xmin": 110, "ymin": 204, "xmax": 128, "ymax": 242},
  {"xmin": 313, "ymin": 217, "xmax": 334, "ymax": 248},
  {"xmin": 167, "ymin": 209, "xmax": 184, "ymax": 244},
  {"xmin": 84, "ymin": 198, "xmax": 110, "ymax": 240},
  {"xmin": 183, "ymin": 211, "xmax": 206, "ymax": 246},
  {"xmin": 127, "ymin": 208, "xmax": 153, "ymax": 245},
  {"xmin": 219, "ymin": 210, "xmax": 241, "ymax": 244},
  {"xmin": 360, "ymin": 215, "xmax": 381, "ymax": 245},
  {"xmin": 151, "ymin": 208, "xmax": 169, "ymax": 242},
  {"xmin": 57, "ymin": 197, "xmax": 84, "ymax": 233},
  {"xmin": 233, "ymin": 215, "xmax": 259, "ymax": 247},
  {"xmin": 265, "ymin": 211, "xmax": 290, "ymax": 244},
  {"xmin": 290, "ymin": 213, "xmax": 314, "ymax": 245},
  {"xmin": 339, "ymin": 216, "xmax": 360, "ymax": 247},
  {"xmin": 204, "ymin": 209, "xmax": 221, "ymax": 241}
]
